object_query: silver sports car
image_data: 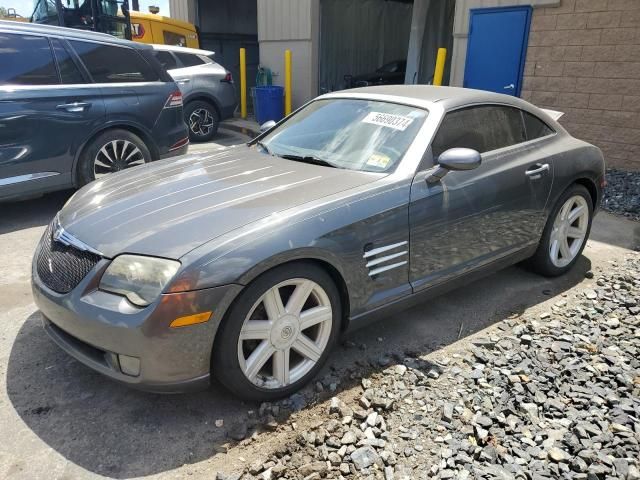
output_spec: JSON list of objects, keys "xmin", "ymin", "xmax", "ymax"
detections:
[{"xmin": 32, "ymin": 86, "xmax": 605, "ymax": 400}]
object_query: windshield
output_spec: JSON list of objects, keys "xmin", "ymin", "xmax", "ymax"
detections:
[
  {"xmin": 32, "ymin": 0, "xmax": 130, "ymax": 38},
  {"xmin": 259, "ymin": 99, "xmax": 428, "ymax": 173}
]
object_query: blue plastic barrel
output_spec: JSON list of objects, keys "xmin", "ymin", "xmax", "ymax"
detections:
[{"xmin": 253, "ymin": 86, "xmax": 284, "ymax": 125}]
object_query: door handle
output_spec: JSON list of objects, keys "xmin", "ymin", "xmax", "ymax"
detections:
[
  {"xmin": 56, "ymin": 102, "xmax": 90, "ymax": 112},
  {"xmin": 525, "ymin": 163, "xmax": 550, "ymax": 178},
  {"xmin": 504, "ymin": 83, "xmax": 515, "ymax": 90},
  {"xmin": 177, "ymin": 78, "xmax": 191, "ymax": 84}
]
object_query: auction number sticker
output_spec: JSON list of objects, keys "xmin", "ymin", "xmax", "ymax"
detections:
[{"xmin": 362, "ymin": 112, "xmax": 414, "ymax": 131}]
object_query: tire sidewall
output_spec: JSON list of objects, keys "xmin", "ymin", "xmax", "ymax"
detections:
[
  {"xmin": 212, "ymin": 262, "xmax": 342, "ymax": 401},
  {"xmin": 535, "ymin": 184, "xmax": 594, "ymax": 276},
  {"xmin": 78, "ymin": 129, "xmax": 151, "ymax": 186},
  {"xmin": 185, "ymin": 101, "xmax": 219, "ymax": 142}
]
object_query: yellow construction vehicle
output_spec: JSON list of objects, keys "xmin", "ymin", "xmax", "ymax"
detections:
[{"xmin": 130, "ymin": 11, "xmax": 199, "ymax": 48}]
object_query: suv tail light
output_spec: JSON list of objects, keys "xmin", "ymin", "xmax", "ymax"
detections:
[
  {"xmin": 164, "ymin": 91, "xmax": 183, "ymax": 108},
  {"xmin": 221, "ymin": 71, "xmax": 233, "ymax": 83}
]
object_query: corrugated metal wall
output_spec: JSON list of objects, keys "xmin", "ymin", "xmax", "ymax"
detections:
[
  {"xmin": 258, "ymin": 0, "xmax": 313, "ymax": 41},
  {"xmin": 169, "ymin": 0, "xmax": 194, "ymax": 23}
]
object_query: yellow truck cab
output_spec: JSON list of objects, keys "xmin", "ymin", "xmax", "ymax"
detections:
[{"xmin": 130, "ymin": 11, "xmax": 199, "ymax": 48}]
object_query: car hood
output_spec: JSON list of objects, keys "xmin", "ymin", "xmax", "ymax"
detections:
[{"xmin": 59, "ymin": 147, "xmax": 379, "ymax": 259}]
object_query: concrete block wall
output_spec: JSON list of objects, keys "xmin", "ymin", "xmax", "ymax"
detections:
[{"xmin": 520, "ymin": 0, "xmax": 640, "ymax": 171}]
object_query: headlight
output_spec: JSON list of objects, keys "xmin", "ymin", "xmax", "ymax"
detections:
[{"xmin": 100, "ymin": 255, "xmax": 181, "ymax": 307}]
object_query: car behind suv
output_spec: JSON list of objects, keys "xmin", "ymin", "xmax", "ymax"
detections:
[
  {"xmin": 0, "ymin": 21, "xmax": 189, "ymax": 202},
  {"xmin": 151, "ymin": 44, "xmax": 237, "ymax": 142}
]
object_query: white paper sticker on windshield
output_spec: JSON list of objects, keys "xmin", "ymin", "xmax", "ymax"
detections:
[{"xmin": 362, "ymin": 112, "xmax": 414, "ymax": 131}]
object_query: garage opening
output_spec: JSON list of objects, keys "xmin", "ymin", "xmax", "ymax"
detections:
[
  {"xmin": 197, "ymin": 0, "xmax": 258, "ymax": 102},
  {"xmin": 318, "ymin": 0, "xmax": 456, "ymax": 94}
]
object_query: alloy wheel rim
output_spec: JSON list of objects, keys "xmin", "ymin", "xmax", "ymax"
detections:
[
  {"xmin": 94, "ymin": 140, "xmax": 145, "ymax": 178},
  {"xmin": 238, "ymin": 279, "xmax": 333, "ymax": 389},
  {"xmin": 189, "ymin": 108, "xmax": 214, "ymax": 137},
  {"xmin": 549, "ymin": 195, "xmax": 589, "ymax": 268}
]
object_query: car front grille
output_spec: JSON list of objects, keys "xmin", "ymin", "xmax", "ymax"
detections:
[{"xmin": 36, "ymin": 223, "xmax": 101, "ymax": 294}]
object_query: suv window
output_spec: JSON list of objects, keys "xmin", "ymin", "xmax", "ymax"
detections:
[
  {"xmin": 175, "ymin": 52, "xmax": 208, "ymax": 67},
  {"xmin": 523, "ymin": 111, "xmax": 554, "ymax": 140},
  {"xmin": 69, "ymin": 40, "xmax": 160, "ymax": 83},
  {"xmin": 431, "ymin": 105, "xmax": 527, "ymax": 158},
  {"xmin": 0, "ymin": 33, "xmax": 58, "ymax": 85},
  {"xmin": 153, "ymin": 50, "xmax": 178, "ymax": 70},
  {"xmin": 51, "ymin": 38, "xmax": 85, "ymax": 84}
]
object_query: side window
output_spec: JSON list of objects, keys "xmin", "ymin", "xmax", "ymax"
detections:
[
  {"xmin": 51, "ymin": 38, "xmax": 85, "ymax": 84},
  {"xmin": 431, "ymin": 105, "xmax": 526, "ymax": 159},
  {"xmin": 69, "ymin": 40, "xmax": 160, "ymax": 83},
  {"xmin": 523, "ymin": 111, "xmax": 554, "ymax": 140},
  {"xmin": 153, "ymin": 50, "xmax": 178, "ymax": 70},
  {"xmin": 0, "ymin": 33, "xmax": 58, "ymax": 85},
  {"xmin": 175, "ymin": 52, "xmax": 205, "ymax": 67}
]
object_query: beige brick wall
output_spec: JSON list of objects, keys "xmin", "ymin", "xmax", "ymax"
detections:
[{"xmin": 521, "ymin": 0, "xmax": 640, "ymax": 171}]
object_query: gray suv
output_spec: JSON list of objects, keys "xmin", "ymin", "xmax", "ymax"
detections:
[
  {"xmin": 151, "ymin": 44, "xmax": 237, "ymax": 142},
  {"xmin": 0, "ymin": 21, "xmax": 189, "ymax": 202}
]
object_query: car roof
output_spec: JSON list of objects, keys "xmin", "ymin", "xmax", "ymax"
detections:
[
  {"xmin": 328, "ymin": 85, "xmax": 556, "ymax": 117},
  {"xmin": 0, "ymin": 19, "xmax": 151, "ymax": 49},
  {"xmin": 151, "ymin": 43, "xmax": 215, "ymax": 57}
]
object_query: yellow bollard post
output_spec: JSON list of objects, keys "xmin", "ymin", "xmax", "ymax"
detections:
[
  {"xmin": 284, "ymin": 49, "xmax": 292, "ymax": 116},
  {"xmin": 433, "ymin": 48, "xmax": 447, "ymax": 86},
  {"xmin": 239, "ymin": 47, "xmax": 247, "ymax": 119}
]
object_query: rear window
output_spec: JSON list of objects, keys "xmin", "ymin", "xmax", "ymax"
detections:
[
  {"xmin": 523, "ymin": 111, "xmax": 554, "ymax": 140},
  {"xmin": 69, "ymin": 40, "xmax": 160, "ymax": 83},
  {"xmin": 0, "ymin": 33, "xmax": 58, "ymax": 85},
  {"xmin": 153, "ymin": 50, "xmax": 178, "ymax": 70},
  {"xmin": 175, "ymin": 52, "xmax": 210, "ymax": 67}
]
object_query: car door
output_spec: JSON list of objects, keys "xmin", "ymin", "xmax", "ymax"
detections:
[
  {"xmin": 67, "ymin": 39, "xmax": 166, "ymax": 136},
  {"xmin": 408, "ymin": 104, "xmax": 554, "ymax": 291},
  {"xmin": 0, "ymin": 32, "xmax": 105, "ymax": 199}
]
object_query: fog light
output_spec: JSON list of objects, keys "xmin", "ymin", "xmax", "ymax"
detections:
[{"xmin": 118, "ymin": 354, "xmax": 141, "ymax": 377}]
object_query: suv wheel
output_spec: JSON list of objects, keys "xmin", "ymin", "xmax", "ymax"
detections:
[
  {"xmin": 185, "ymin": 100, "xmax": 219, "ymax": 142},
  {"xmin": 79, "ymin": 129, "xmax": 151, "ymax": 185}
]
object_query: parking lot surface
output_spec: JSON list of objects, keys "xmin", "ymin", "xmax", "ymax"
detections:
[{"xmin": 0, "ymin": 136, "xmax": 638, "ymax": 478}]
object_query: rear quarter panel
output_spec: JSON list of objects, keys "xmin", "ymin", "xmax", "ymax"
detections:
[{"xmin": 545, "ymin": 133, "xmax": 605, "ymax": 213}]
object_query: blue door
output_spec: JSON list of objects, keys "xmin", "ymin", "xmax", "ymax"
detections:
[{"xmin": 463, "ymin": 6, "xmax": 532, "ymax": 96}]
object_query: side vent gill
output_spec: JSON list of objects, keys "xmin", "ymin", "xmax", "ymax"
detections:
[{"xmin": 363, "ymin": 241, "xmax": 408, "ymax": 277}]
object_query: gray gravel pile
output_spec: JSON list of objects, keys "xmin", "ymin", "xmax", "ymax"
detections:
[
  {"xmin": 603, "ymin": 170, "xmax": 640, "ymax": 221},
  {"xmin": 221, "ymin": 254, "xmax": 640, "ymax": 480}
]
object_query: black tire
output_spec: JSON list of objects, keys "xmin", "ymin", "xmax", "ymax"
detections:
[
  {"xmin": 185, "ymin": 100, "xmax": 219, "ymax": 142},
  {"xmin": 212, "ymin": 262, "xmax": 342, "ymax": 401},
  {"xmin": 526, "ymin": 183, "xmax": 593, "ymax": 277},
  {"xmin": 78, "ymin": 129, "xmax": 151, "ymax": 186}
]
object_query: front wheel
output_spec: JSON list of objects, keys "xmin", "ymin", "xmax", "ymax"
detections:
[
  {"xmin": 526, "ymin": 183, "xmax": 593, "ymax": 277},
  {"xmin": 212, "ymin": 263, "xmax": 341, "ymax": 401}
]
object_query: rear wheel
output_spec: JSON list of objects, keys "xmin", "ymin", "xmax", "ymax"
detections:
[
  {"xmin": 78, "ymin": 129, "xmax": 151, "ymax": 186},
  {"xmin": 526, "ymin": 184, "xmax": 593, "ymax": 277},
  {"xmin": 185, "ymin": 100, "xmax": 219, "ymax": 142},
  {"xmin": 213, "ymin": 263, "xmax": 341, "ymax": 401}
]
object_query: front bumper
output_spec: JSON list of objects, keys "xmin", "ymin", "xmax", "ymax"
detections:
[{"xmin": 32, "ymin": 257, "xmax": 242, "ymax": 393}]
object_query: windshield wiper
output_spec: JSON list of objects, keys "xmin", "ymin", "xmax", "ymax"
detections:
[
  {"xmin": 256, "ymin": 141, "xmax": 273, "ymax": 156},
  {"xmin": 279, "ymin": 154, "xmax": 339, "ymax": 169}
]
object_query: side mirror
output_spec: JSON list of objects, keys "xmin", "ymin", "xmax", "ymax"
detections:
[
  {"xmin": 260, "ymin": 120, "xmax": 277, "ymax": 133},
  {"xmin": 426, "ymin": 148, "xmax": 481, "ymax": 183}
]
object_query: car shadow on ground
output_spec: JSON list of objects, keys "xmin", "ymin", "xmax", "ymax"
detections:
[
  {"xmin": 6, "ymin": 255, "xmax": 591, "ymax": 478},
  {"xmin": 0, "ymin": 190, "xmax": 73, "ymax": 235}
]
